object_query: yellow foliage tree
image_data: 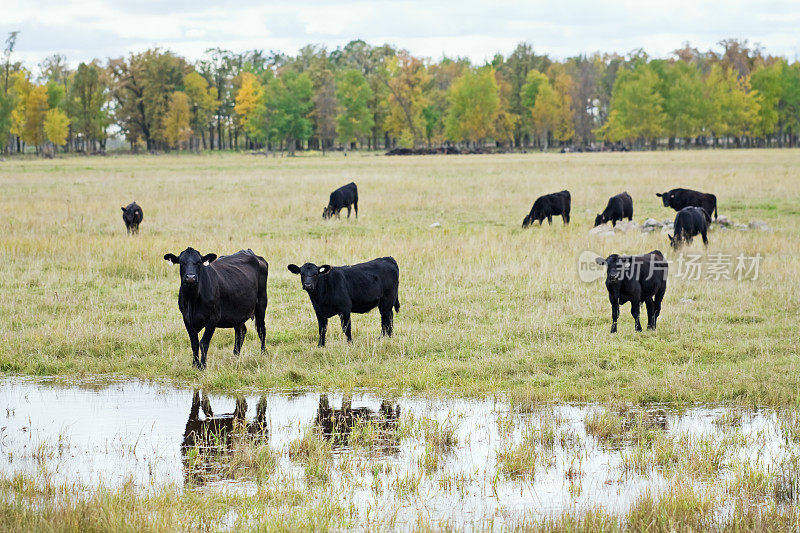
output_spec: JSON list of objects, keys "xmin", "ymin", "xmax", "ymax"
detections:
[
  {"xmin": 44, "ymin": 108, "xmax": 70, "ymax": 147},
  {"xmin": 21, "ymin": 85, "xmax": 50, "ymax": 150},
  {"xmin": 162, "ymin": 91, "xmax": 192, "ymax": 149},
  {"xmin": 234, "ymin": 72, "xmax": 264, "ymax": 139}
]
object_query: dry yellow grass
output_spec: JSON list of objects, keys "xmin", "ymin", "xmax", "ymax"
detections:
[{"xmin": 0, "ymin": 150, "xmax": 798, "ymax": 404}]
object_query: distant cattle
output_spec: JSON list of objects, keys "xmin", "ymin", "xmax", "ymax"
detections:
[
  {"xmin": 287, "ymin": 257, "xmax": 399, "ymax": 347},
  {"xmin": 656, "ymin": 188, "xmax": 717, "ymax": 220},
  {"xmin": 323, "ymin": 182, "xmax": 358, "ymax": 219},
  {"xmin": 594, "ymin": 192, "xmax": 633, "ymax": 227},
  {"xmin": 522, "ymin": 190, "xmax": 571, "ymax": 227},
  {"xmin": 595, "ymin": 250, "xmax": 668, "ymax": 333},
  {"xmin": 668, "ymin": 206, "xmax": 710, "ymax": 249},
  {"xmin": 164, "ymin": 248, "xmax": 268, "ymax": 369},
  {"xmin": 121, "ymin": 201, "xmax": 143, "ymax": 234}
]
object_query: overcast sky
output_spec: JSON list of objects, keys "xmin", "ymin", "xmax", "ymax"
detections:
[{"xmin": 3, "ymin": 0, "xmax": 800, "ymax": 69}]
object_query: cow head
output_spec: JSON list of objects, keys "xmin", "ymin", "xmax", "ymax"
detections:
[
  {"xmin": 164, "ymin": 247, "xmax": 217, "ymax": 288},
  {"xmin": 656, "ymin": 192, "xmax": 672, "ymax": 208},
  {"xmin": 667, "ymin": 234, "xmax": 679, "ymax": 249},
  {"xmin": 595, "ymin": 254, "xmax": 632, "ymax": 284},
  {"xmin": 522, "ymin": 214, "xmax": 531, "ymax": 228},
  {"xmin": 288, "ymin": 262, "xmax": 331, "ymax": 292},
  {"xmin": 594, "ymin": 214, "xmax": 605, "ymax": 227},
  {"xmin": 322, "ymin": 206, "xmax": 333, "ymax": 220}
]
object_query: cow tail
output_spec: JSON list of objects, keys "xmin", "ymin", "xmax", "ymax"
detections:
[
  {"xmin": 714, "ymin": 199, "xmax": 718, "ymax": 220},
  {"xmin": 394, "ymin": 295, "xmax": 400, "ymax": 312}
]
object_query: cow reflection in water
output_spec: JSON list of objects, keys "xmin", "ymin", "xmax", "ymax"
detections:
[
  {"xmin": 315, "ymin": 394, "xmax": 401, "ymax": 452},
  {"xmin": 181, "ymin": 390, "xmax": 268, "ymax": 485}
]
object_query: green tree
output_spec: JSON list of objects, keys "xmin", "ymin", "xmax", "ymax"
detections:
[
  {"xmin": 444, "ymin": 67, "xmax": 500, "ymax": 145},
  {"xmin": 336, "ymin": 69, "xmax": 373, "ymax": 148},
  {"xmin": 705, "ymin": 64, "xmax": 759, "ymax": 146},
  {"xmin": 267, "ymin": 71, "xmax": 313, "ymax": 155},
  {"xmin": 68, "ymin": 62, "xmax": 109, "ymax": 152},
  {"xmin": 184, "ymin": 71, "xmax": 219, "ymax": 150},
  {"xmin": 596, "ymin": 63, "xmax": 665, "ymax": 146}
]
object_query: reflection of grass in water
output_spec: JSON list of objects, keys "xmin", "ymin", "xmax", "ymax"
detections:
[
  {"xmin": 585, "ymin": 406, "xmax": 666, "ymax": 448},
  {"xmin": 289, "ymin": 428, "xmax": 332, "ymax": 483},
  {"xmin": 415, "ymin": 417, "xmax": 458, "ymax": 474}
]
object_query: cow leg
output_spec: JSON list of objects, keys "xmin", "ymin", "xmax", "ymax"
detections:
[
  {"xmin": 609, "ymin": 294, "xmax": 619, "ymax": 333},
  {"xmin": 701, "ymin": 230, "xmax": 708, "ymax": 247},
  {"xmin": 354, "ymin": 201, "xmax": 358, "ymax": 218},
  {"xmin": 340, "ymin": 313, "xmax": 352, "ymax": 343},
  {"xmin": 644, "ymin": 297, "xmax": 655, "ymax": 330},
  {"xmin": 631, "ymin": 298, "xmax": 642, "ymax": 332},
  {"xmin": 547, "ymin": 215, "xmax": 553, "ymax": 225},
  {"xmin": 185, "ymin": 321, "xmax": 202, "ymax": 369},
  {"xmin": 199, "ymin": 326, "xmax": 215, "ymax": 369},
  {"xmin": 317, "ymin": 315, "xmax": 328, "ymax": 347},
  {"xmin": 346, "ymin": 205, "xmax": 351, "ymax": 218},
  {"xmin": 255, "ymin": 302, "xmax": 267, "ymax": 353},
  {"xmin": 565, "ymin": 211, "xmax": 570, "ymax": 224},
  {"xmin": 653, "ymin": 287, "xmax": 665, "ymax": 329},
  {"xmin": 233, "ymin": 324, "xmax": 246, "ymax": 355},
  {"xmin": 379, "ymin": 300, "xmax": 394, "ymax": 337}
]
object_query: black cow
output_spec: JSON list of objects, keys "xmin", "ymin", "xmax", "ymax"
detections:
[
  {"xmin": 287, "ymin": 257, "xmax": 399, "ymax": 347},
  {"xmin": 595, "ymin": 250, "xmax": 668, "ymax": 333},
  {"xmin": 164, "ymin": 248, "xmax": 268, "ymax": 369},
  {"xmin": 522, "ymin": 190, "xmax": 571, "ymax": 227},
  {"xmin": 594, "ymin": 192, "xmax": 633, "ymax": 227},
  {"xmin": 121, "ymin": 201, "xmax": 143, "ymax": 234},
  {"xmin": 323, "ymin": 182, "xmax": 358, "ymax": 219},
  {"xmin": 668, "ymin": 206, "xmax": 710, "ymax": 249},
  {"xmin": 656, "ymin": 188, "xmax": 717, "ymax": 220}
]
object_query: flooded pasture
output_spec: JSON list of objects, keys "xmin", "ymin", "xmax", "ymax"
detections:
[{"xmin": 1, "ymin": 377, "xmax": 798, "ymax": 529}]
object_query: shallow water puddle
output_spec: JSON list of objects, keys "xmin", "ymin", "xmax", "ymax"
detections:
[{"xmin": 0, "ymin": 377, "xmax": 797, "ymax": 527}]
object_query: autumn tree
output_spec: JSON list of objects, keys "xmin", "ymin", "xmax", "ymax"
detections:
[
  {"xmin": 44, "ymin": 108, "xmax": 69, "ymax": 149},
  {"xmin": 596, "ymin": 63, "xmax": 665, "ymax": 147},
  {"xmin": 163, "ymin": 91, "xmax": 192, "ymax": 149},
  {"xmin": 384, "ymin": 52, "xmax": 430, "ymax": 147}
]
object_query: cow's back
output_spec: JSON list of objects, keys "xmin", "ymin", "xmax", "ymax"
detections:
[{"xmin": 208, "ymin": 251, "xmax": 263, "ymax": 324}]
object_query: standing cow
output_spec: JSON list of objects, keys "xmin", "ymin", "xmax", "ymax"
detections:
[
  {"xmin": 323, "ymin": 182, "xmax": 359, "ymax": 219},
  {"xmin": 595, "ymin": 250, "xmax": 668, "ymax": 333},
  {"xmin": 594, "ymin": 192, "xmax": 633, "ymax": 227},
  {"xmin": 522, "ymin": 190, "xmax": 571, "ymax": 227},
  {"xmin": 164, "ymin": 248, "xmax": 268, "ymax": 369},
  {"xmin": 121, "ymin": 201, "xmax": 143, "ymax": 234},
  {"xmin": 287, "ymin": 257, "xmax": 399, "ymax": 347},
  {"xmin": 656, "ymin": 188, "xmax": 717, "ymax": 220},
  {"xmin": 668, "ymin": 206, "xmax": 711, "ymax": 249}
]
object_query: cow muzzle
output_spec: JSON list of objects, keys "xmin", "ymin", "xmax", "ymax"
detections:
[{"xmin": 183, "ymin": 274, "xmax": 198, "ymax": 285}]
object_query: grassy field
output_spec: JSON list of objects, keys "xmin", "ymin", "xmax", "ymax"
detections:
[{"xmin": 1, "ymin": 150, "xmax": 799, "ymax": 405}]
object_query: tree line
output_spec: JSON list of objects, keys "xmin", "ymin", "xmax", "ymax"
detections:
[{"xmin": 2, "ymin": 34, "xmax": 799, "ymax": 156}]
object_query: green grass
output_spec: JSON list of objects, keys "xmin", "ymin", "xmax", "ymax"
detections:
[{"xmin": 1, "ymin": 150, "xmax": 799, "ymax": 405}]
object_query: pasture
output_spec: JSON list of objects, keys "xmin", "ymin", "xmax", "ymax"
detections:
[
  {"xmin": 1, "ymin": 149, "xmax": 799, "ymax": 405},
  {"xmin": 2, "ymin": 149, "xmax": 800, "ymax": 530}
]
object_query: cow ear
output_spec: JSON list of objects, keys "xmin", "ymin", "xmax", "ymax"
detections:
[
  {"xmin": 656, "ymin": 193, "xmax": 662, "ymax": 197},
  {"xmin": 164, "ymin": 253, "xmax": 179, "ymax": 264},
  {"xmin": 595, "ymin": 257, "xmax": 606, "ymax": 266},
  {"xmin": 202, "ymin": 253, "xmax": 217, "ymax": 264},
  {"xmin": 287, "ymin": 264, "xmax": 301, "ymax": 274},
  {"xmin": 318, "ymin": 265, "xmax": 332, "ymax": 275},
  {"xmin": 121, "ymin": 206, "xmax": 126, "ymax": 211}
]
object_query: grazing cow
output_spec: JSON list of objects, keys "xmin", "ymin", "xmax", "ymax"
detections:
[
  {"xmin": 668, "ymin": 206, "xmax": 710, "ymax": 249},
  {"xmin": 594, "ymin": 192, "xmax": 633, "ymax": 227},
  {"xmin": 522, "ymin": 190, "xmax": 571, "ymax": 227},
  {"xmin": 656, "ymin": 188, "xmax": 717, "ymax": 220},
  {"xmin": 323, "ymin": 182, "xmax": 358, "ymax": 219},
  {"xmin": 164, "ymin": 248, "xmax": 268, "ymax": 369},
  {"xmin": 595, "ymin": 250, "xmax": 668, "ymax": 333},
  {"xmin": 287, "ymin": 257, "xmax": 399, "ymax": 347},
  {"xmin": 121, "ymin": 201, "xmax": 143, "ymax": 234}
]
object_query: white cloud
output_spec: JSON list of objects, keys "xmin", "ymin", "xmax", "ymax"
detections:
[{"xmin": 2, "ymin": 0, "xmax": 799, "ymax": 68}]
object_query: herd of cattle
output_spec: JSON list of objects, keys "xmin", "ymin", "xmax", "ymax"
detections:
[{"xmin": 123, "ymin": 183, "xmax": 720, "ymax": 369}]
